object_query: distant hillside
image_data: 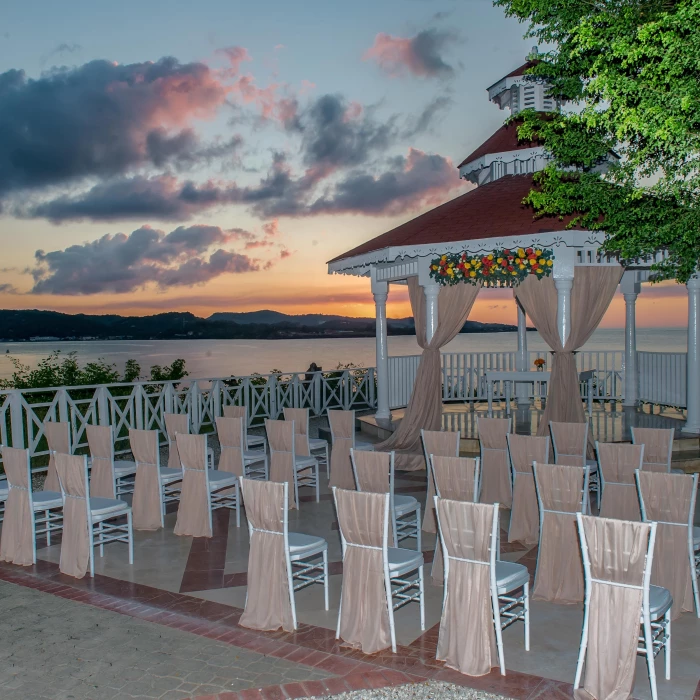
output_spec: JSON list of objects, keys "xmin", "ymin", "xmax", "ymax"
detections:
[{"xmin": 0, "ymin": 309, "xmax": 522, "ymax": 342}]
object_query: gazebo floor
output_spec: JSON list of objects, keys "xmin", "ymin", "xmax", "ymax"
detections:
[
  {"xmin": 2, "ymin": 466, "xmax": 699, "ymax": 700},
  {"xmin": 357, "ymin": 402, "xmax": 700, "ymax": 472}
]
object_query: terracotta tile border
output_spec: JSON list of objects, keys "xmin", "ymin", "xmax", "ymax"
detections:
[{"xmin": 0, "ymin": 560, "xmax": 574, "ymax": 700}]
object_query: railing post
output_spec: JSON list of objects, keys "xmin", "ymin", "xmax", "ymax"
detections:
[
  {"xmin": 314, "ymin": 372, "xmax": 322, "ymax": 415},
  {"xmin": 10, "ymin": 390, "xmax": 25, "ymax": 449},
  {"xmin": 269, "ymin": 375, "xmax": 278, "ymax": 420},
  {"xmin": 57, "ymin": 387, "xmax": 69, "ymax": 423},
  {"xmin": 190, "ymin": 381, "xmax": 200, "ymax": 433},
  {"xmin": 369, "ymin": 367, "xmax": 376, "ymax": 409},
  {"xmin": 164, "ymin": 382, "xmax": 174, "ymax": 415},
  {"xmin": 212, "ymin": 380, "xmax": 222, "ymax": 420},
  {"xmin": 97, "ymin": 386, "xmax": 110, "ymax": 426},
  {"xmin": 134, "ymin": 384, "xmax": 144, "ymax": 430}
]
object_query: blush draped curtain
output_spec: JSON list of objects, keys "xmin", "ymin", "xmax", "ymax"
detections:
[
  {"xmin": 129, "ymin": 429, "xmax": 165, "ymax": 531},
  {"xmin": 376, "ymin": 277, "xmax": 481, "ymax": 471},
  {"xmin": 55, "ymin": 453, "xmax": 90, "ymax": 579},
  {"xmin": 328, "ymin": 410, "xmax": 356, "ymax": 490},
  {"xmin": 0, "ymin": 447, "xmax": 34, "ymax": 566},
  {"xmin": 514, "ymin": 267, "xmax": 622, "ymax": 440},
  {"xmin": 174, "ymin": 433, "xmax": 212, "ymax": 538}
]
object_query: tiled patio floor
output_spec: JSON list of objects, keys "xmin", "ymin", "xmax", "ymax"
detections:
[{"xmin": 1, "ymin": 459, "xmax": 699, "ymax": 700}]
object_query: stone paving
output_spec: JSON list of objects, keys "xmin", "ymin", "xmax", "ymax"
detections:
[{"xmin": 0, "ymin": 581, "xmax": 331, "ymax": 700}]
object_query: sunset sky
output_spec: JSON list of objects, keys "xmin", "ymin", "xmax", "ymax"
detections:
[{"xmin": 0, "ymin": 0, "xmax": 689, "ymax": 328}]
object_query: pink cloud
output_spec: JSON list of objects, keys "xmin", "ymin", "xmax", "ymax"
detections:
[
  {"xmin": 232, "ymin": 75, "xmax": 298, "ymax": 125},
  {"xmin": 216, "ymin": 46, "xmax": 252, "ymax": 75}
]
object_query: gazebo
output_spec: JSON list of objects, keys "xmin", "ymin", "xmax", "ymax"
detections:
[{"xmin": 328, "ymin": 54, "xmax": 700, "ymax": 466}]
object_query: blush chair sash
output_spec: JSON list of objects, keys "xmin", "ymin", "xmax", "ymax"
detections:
[
  {"xmin": 222, "ymin": 404, "xmax": 247, "ymax": 421},
  {"xmin": 54, "ymin": 453, "xmax": 90, "ymax": 579},
  {"xmin": 430, "ymin": 456, "xmax": 479, "ymax": 585},
  {"xmin": 283, "ymin": 407, "xmax": 311, "ymax": 456},
  {"xmin": 266, "ymin": 419, "xmax": 297, "ymax": 509},
  {"xmin": 164, "ymin": 413, "xmax": 189, "ymax": 469},
  {"xmin": 334, "ymin": 488, "xmax": 392, "ymax": 654},
  {"xmin": 637, "ymin": 470, "xmax": 696, "ymax": 619},
  {"xmin": 575, "ymin": 515, "xmax": 651, "ymax": 700},
  {"xmin": 435, "ymin": 499, "xmax": 498, "ymax": 676},
  {"xmin": 174, "ymin": 433, "xmax": 212, "ymax": 538},
  {"xmin": 43, "ymin": 420, "xmax": 70, "ymax": 492},
  {"xmin": 328, "ymin": 410, "xmax": 356, "ymax": 490},
  {"xmin": 533, "ymin": 463, "xmax": 586, "ymax": 604},
  {"xmin": 421, "ymin": 430, "xmax": 459, "ymax": 533},
  {"xmin": 129, "ymin": 429, "xmax": 165, "ymax": 530},
  {"xmin": 477, "ymin": 418, "xmax": 511, "ymax": 507},
  {"xmin": 216, "ymin": 416, "xmax": 245, "ymax": 477},
  {"xmin": 632, "ymin": 427, "xmax": 673, "ymax": 473},
  {"xmin": 0, "ymin": 446, "xmax": 35, "ymax": 566},
  {"xmin": 550, "ymin": 422, "xmax": 587, "ymax": 467},
  {"xmin": 239, "ymin": 478, "xmax": 295, "ymax": 632},
  {"xmin": 507, "ymin": 434, "xmax": 549, "ymax": 545},
  {"xmin": 86, "ymin": 424, "xmax": 116, "ymax": 499},
  {"xmin": 597, "ymin": 443, "xmax": 643, "ymax": 521}
]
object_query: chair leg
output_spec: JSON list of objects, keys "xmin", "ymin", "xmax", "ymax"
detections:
[
  {"xmin": 643, "ymin": 615, "xmax": 658, "ymax": 700},
  {"xmin": 315, "ymin": 462, "xmax": 319, "ymax": 503},
  {"xmin": 127, "ymin": 511, "xmax": 134, "ymax": 565},
  {"xmin": 99, "ymin": 521, "xmax": 104, "ymax": 557},
  {"xmin": 45, "ymin": 510, "xmax": 51, "ymax": 546},
  {"xmin": 294, "ymin": 473, "xmax": 300, "ymax": 510},
  {"xmin": 236, "ymin": 482, "xmax": 241, "ymax": 528},
  {"xmin": 385, "ymin": 572, "xmax": 397, "ymax": 654},
  {"xmin": 524, "ymin": 581, "xmax": 530, "ymax": 652},
  {"xmin": 415, "ymin": 505, "xmax": 422, "ymax": 553},
  {"xmin": 264, "ymin": 455, "xmax": 269, "ymax": 481},
  {"xmin": 665, "ymin": 611, "xmax": 671, "ymax": 681},
  {"xmin": 690, "ymin": 548, "xmax": 700, "ymax": 618},
  {"xmin": 492, "ymin": 589, "xmax": 506, "ymax": 676},
  {"xmin": 574, "ymin": 600, "xmax": 590, "ymax": 690},
  {"xmin": 419, "ymin": 565, "xmax": 425, "ymax": 631},
  {"xmin": 325, "ymin": 445, "xmax": 330, "ymax": 483},
  {"xmin": 323, "ymin": 549, "xmax": 329, "ymax": 611},
  {"xmin": 89, "ymin": 522, "xmax": 95, "ymax": 578}
]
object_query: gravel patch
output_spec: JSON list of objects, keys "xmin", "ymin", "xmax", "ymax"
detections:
[{"xmin": 315, "ymin": 681, "xmax": 507, "ymax": 699}]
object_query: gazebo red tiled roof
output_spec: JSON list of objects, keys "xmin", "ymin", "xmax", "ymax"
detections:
[
  {"xmin": 328, "ymin": 174, "xmax": 585, "ymax": 264},
  {"xmin": 457, "ymin": 122, "xmax": 544, "ymax": 168}
]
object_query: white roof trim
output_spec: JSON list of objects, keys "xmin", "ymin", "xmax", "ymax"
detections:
[
  {"xmin": 328, "ymin": 229, "xmax": 606, "ymax": 277},
  {"xmin": 459, "ymin": 147, "xmax": 547, "ymax": 177}
]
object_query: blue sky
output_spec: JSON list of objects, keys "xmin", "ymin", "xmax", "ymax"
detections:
[{"xmin": 0, "ymin": 0, "xmax": 687, "ymax": 326}]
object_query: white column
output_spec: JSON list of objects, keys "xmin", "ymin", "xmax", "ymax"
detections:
[
  {"xmin": 685, "ymin": 276, "xmax": 700, "ymax": 434},
  {"xmin": 424, "ymin": 283, "xmax": 440, "ymax": 343},
  {"xmin": 620, "ymin": 272, "xmax": 641, "ymax": 407},
  {"xmin": 372, "ymin": 276, "xmax": 391, "ymax": 421},
  {"xmin": 515, "ymin": 302, "xmax": 530, "ymax": 405},
  {"xmin": 554, "ymin": 276, "xmax": 574, "ymax": 346}
]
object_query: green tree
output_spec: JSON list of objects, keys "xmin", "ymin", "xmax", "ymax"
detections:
[{"xmin": 495, "ymin": 0, "xmax": 700, "ymax": 282}]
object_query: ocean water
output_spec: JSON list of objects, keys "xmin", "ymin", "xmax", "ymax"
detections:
[{"xmin": 0, "ymin": 327, "xmax": 688, "ymax": 381}]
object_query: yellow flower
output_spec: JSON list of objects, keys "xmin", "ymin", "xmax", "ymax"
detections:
[
  {"xmin": 547, "ymin": 260, "xmax": 553, "ymax": 266},
  {"xmin": 447, "ymin": 268, "xmax": 454, "ymax": 276},
  {"xmin": 487, "ymin": 254, "xmax": 494, "ymax": 260},
  {"xmin": 519, "ymin": 264, "xmax": 526, "ymax": 270},
  {"xmin": 497, "ymin": 257, "xmax": 503, "ymax": 264},
  {"xmin": 535, "ymin": 249, "xmax": 542, "ymax": 256},
  {"xmin": 517, "ymin": 248, "xmax": 525, "ymax": 257},
  {"xmin": 529, "ymin": 259, "xmax": 536, "ymax": 266},
  {"xmin": 470, "ymin": 259, "xmax": 477, "ymax": 266},
  {"xmin": 469, "ymin": 270, "xmax": 476, "ymax": 277},
  {"xmin": 464, "ymin": 261, "xmax": 471, "ymax": 268},
  {"xmin": 511, "ymin": 270, "xmax": 518, "ymax": 276},
  {"xmin": 441, "ymin": 255, "xmax": 447, "ymax": 261},
  {"xmin": 539, "ymin": 258, "xmax": 545, "ymax": 265},
  {"xmin": 431, "ymin": 264, "xmax": 438, "ymax": 271}
]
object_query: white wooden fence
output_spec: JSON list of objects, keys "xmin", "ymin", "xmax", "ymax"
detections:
[{"xmin": 637, "ymin": 351, "xmax": 687, "ymax": 407}]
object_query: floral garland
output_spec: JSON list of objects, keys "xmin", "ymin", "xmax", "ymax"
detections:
[{"xmin": 429, "ymin": 247, "xmax": 555, "ymax": 287}]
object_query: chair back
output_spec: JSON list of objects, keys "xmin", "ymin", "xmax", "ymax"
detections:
[
  {"xmin": 283, "ymin": 407, "xmax": 311, "ymax": 455},
  {"xmin": 328, "ymin": 410, "xmax": 355, "ymax": 490},
  {"xmin": 239, "ymin": 478, "xmax": 295, "ymax": 631},
  {"xmin": 635, "ymin": 470, "xmax": 698, "ymax": 617},
  {"xmin": 216, "ymin": 416, "xmax": 245, "ymax": 477},
  {"xmin": 632, "ymin": 427, "xmax": 674, "ymax": 473},
  {"xmin": 55, "ymin": 452, "xmax": 91, "ymax": 578},
  {"xmin": 477, "ymin": 417, "xmax": 512, "ymax": 506},
  {"xmin": 533, "ymin": 462, "xmax": 588, "ymax": 518},
  {"xmin": 43, "ymin": 420, "xmax": 71, "ymax": 491},
  {"xmin": 329, "ymin": 409, "xmax": 354, "ymax": 443},
  {"xmin": 265, "ymin": 419, "xmax": 296, "ymax": 508},
  {"xmin": 477, "ymin": 417, "xmax": 510, "ymax": 450},
  {"xmin": 351, "ymin": 449, "xmax": 391, "ymax": 494},
  {"xmin": 266, "ymin": 418, "xmax": 295, "ymax": 454},
  {"xmin": 334, "ymin": 487, "xmax": 389, "ymax": 557},
  {"xmin": 174, "ymin": 432, "xmax": 212, "ymax": 537},
  {"xmin": 164, "ymin": 413, "xmax": 189, "ymax": 469},
  {"xmin": 86, "ymin": 424, "xmax": 116, "ymax": 499},
  {"xmin": 0, "ymin": 446, "xmax": 35, "ymax": 566},
  {"xmin": 507, "ymin": 434, "xmax": 550, "ymax": 478},
  {"xmin": 596, "ymin": 442, "xmax": 644, "ymax": 520},
  {"xmin": 129, "ymin": 428, "xmax": 164, "ymax": 530},
  {"xmin": 549, "ymin": 421, "xmax": 587, "ymax": 467},
  {"xmin": 430, "ymin": 455, "xmax": 479, "ymax": 502},
  {"xmin": 223, "ymin": 404, "xmax": 247, "ymax": 421}
]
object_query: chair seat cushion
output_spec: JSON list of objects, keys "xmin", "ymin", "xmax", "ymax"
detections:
[
  {"xmin": 160, "ymin": 467, "xmax": 183, "ymax": 484},
  {"xmin": 387, "ymin": 547, "xmax": 424, "ymax": 574},
  {"xmin": 32, "ymin": 490, "xmax": 63, "ymax": 509},
  {"xmin": 90, "ymin": 497, "xmax": 129, "ymax": 516},
  {"xmin": 208, "ymin": 470, "xmax": 238, "ymax": 490},
  {"xmin": 247, "ymin": 434, "xmax": 266, "ymax": 447},
  {"xmin": 648, "ymin": 585, "xmax": 673, "ymax": 618},
  {"xmin": 114, "ymin": 460, "xmax": 137, "ymax": 477},
  {"xmin": 295, "ymin": 455, "xmax": 317, "ymax": 469},
  {"xmin": 394, "ymin": 494, "xmax": 419, "ymax": 516},
  {"xmin": 355, "ymin": 441, "xmax": 374, "ymax": 452},
  {"xmin": 288, "ymin": 532, "xmax": 327, "ymax": 558},
  {"xmin": 309, "ymin": 438, "xmax": 327, "ymax": 451},
  {"xmin": 495, "ymin": 560, "xmax": 529, "ymax": 595}
]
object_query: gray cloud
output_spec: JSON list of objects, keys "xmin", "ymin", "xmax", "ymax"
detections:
[
  {"xmin": 0, "ymin": 57, "xmax": 230, "ymax": 198},
  {"xmin": 30, "ymin": 224, "xmax": 261, "ymax": 295},
  {"xmin": 40, "ymin": 43, "xmax": 82, "ymax": 67},
  {"xmin": 0, "ymin": 283, "xmax": 19, "ymax": 294}
]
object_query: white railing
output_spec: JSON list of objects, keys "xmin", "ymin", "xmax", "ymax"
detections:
[
  {"xmin": 637, "ymin": 351, "xmax": 687, "ymax": 407},
  {"xmin": 0, "ymin": 368, "xmax": 375, "ymax": 471},
  {"xmin": 388, "ymin": 350, "xmax": 625, "ymax": 409}
]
